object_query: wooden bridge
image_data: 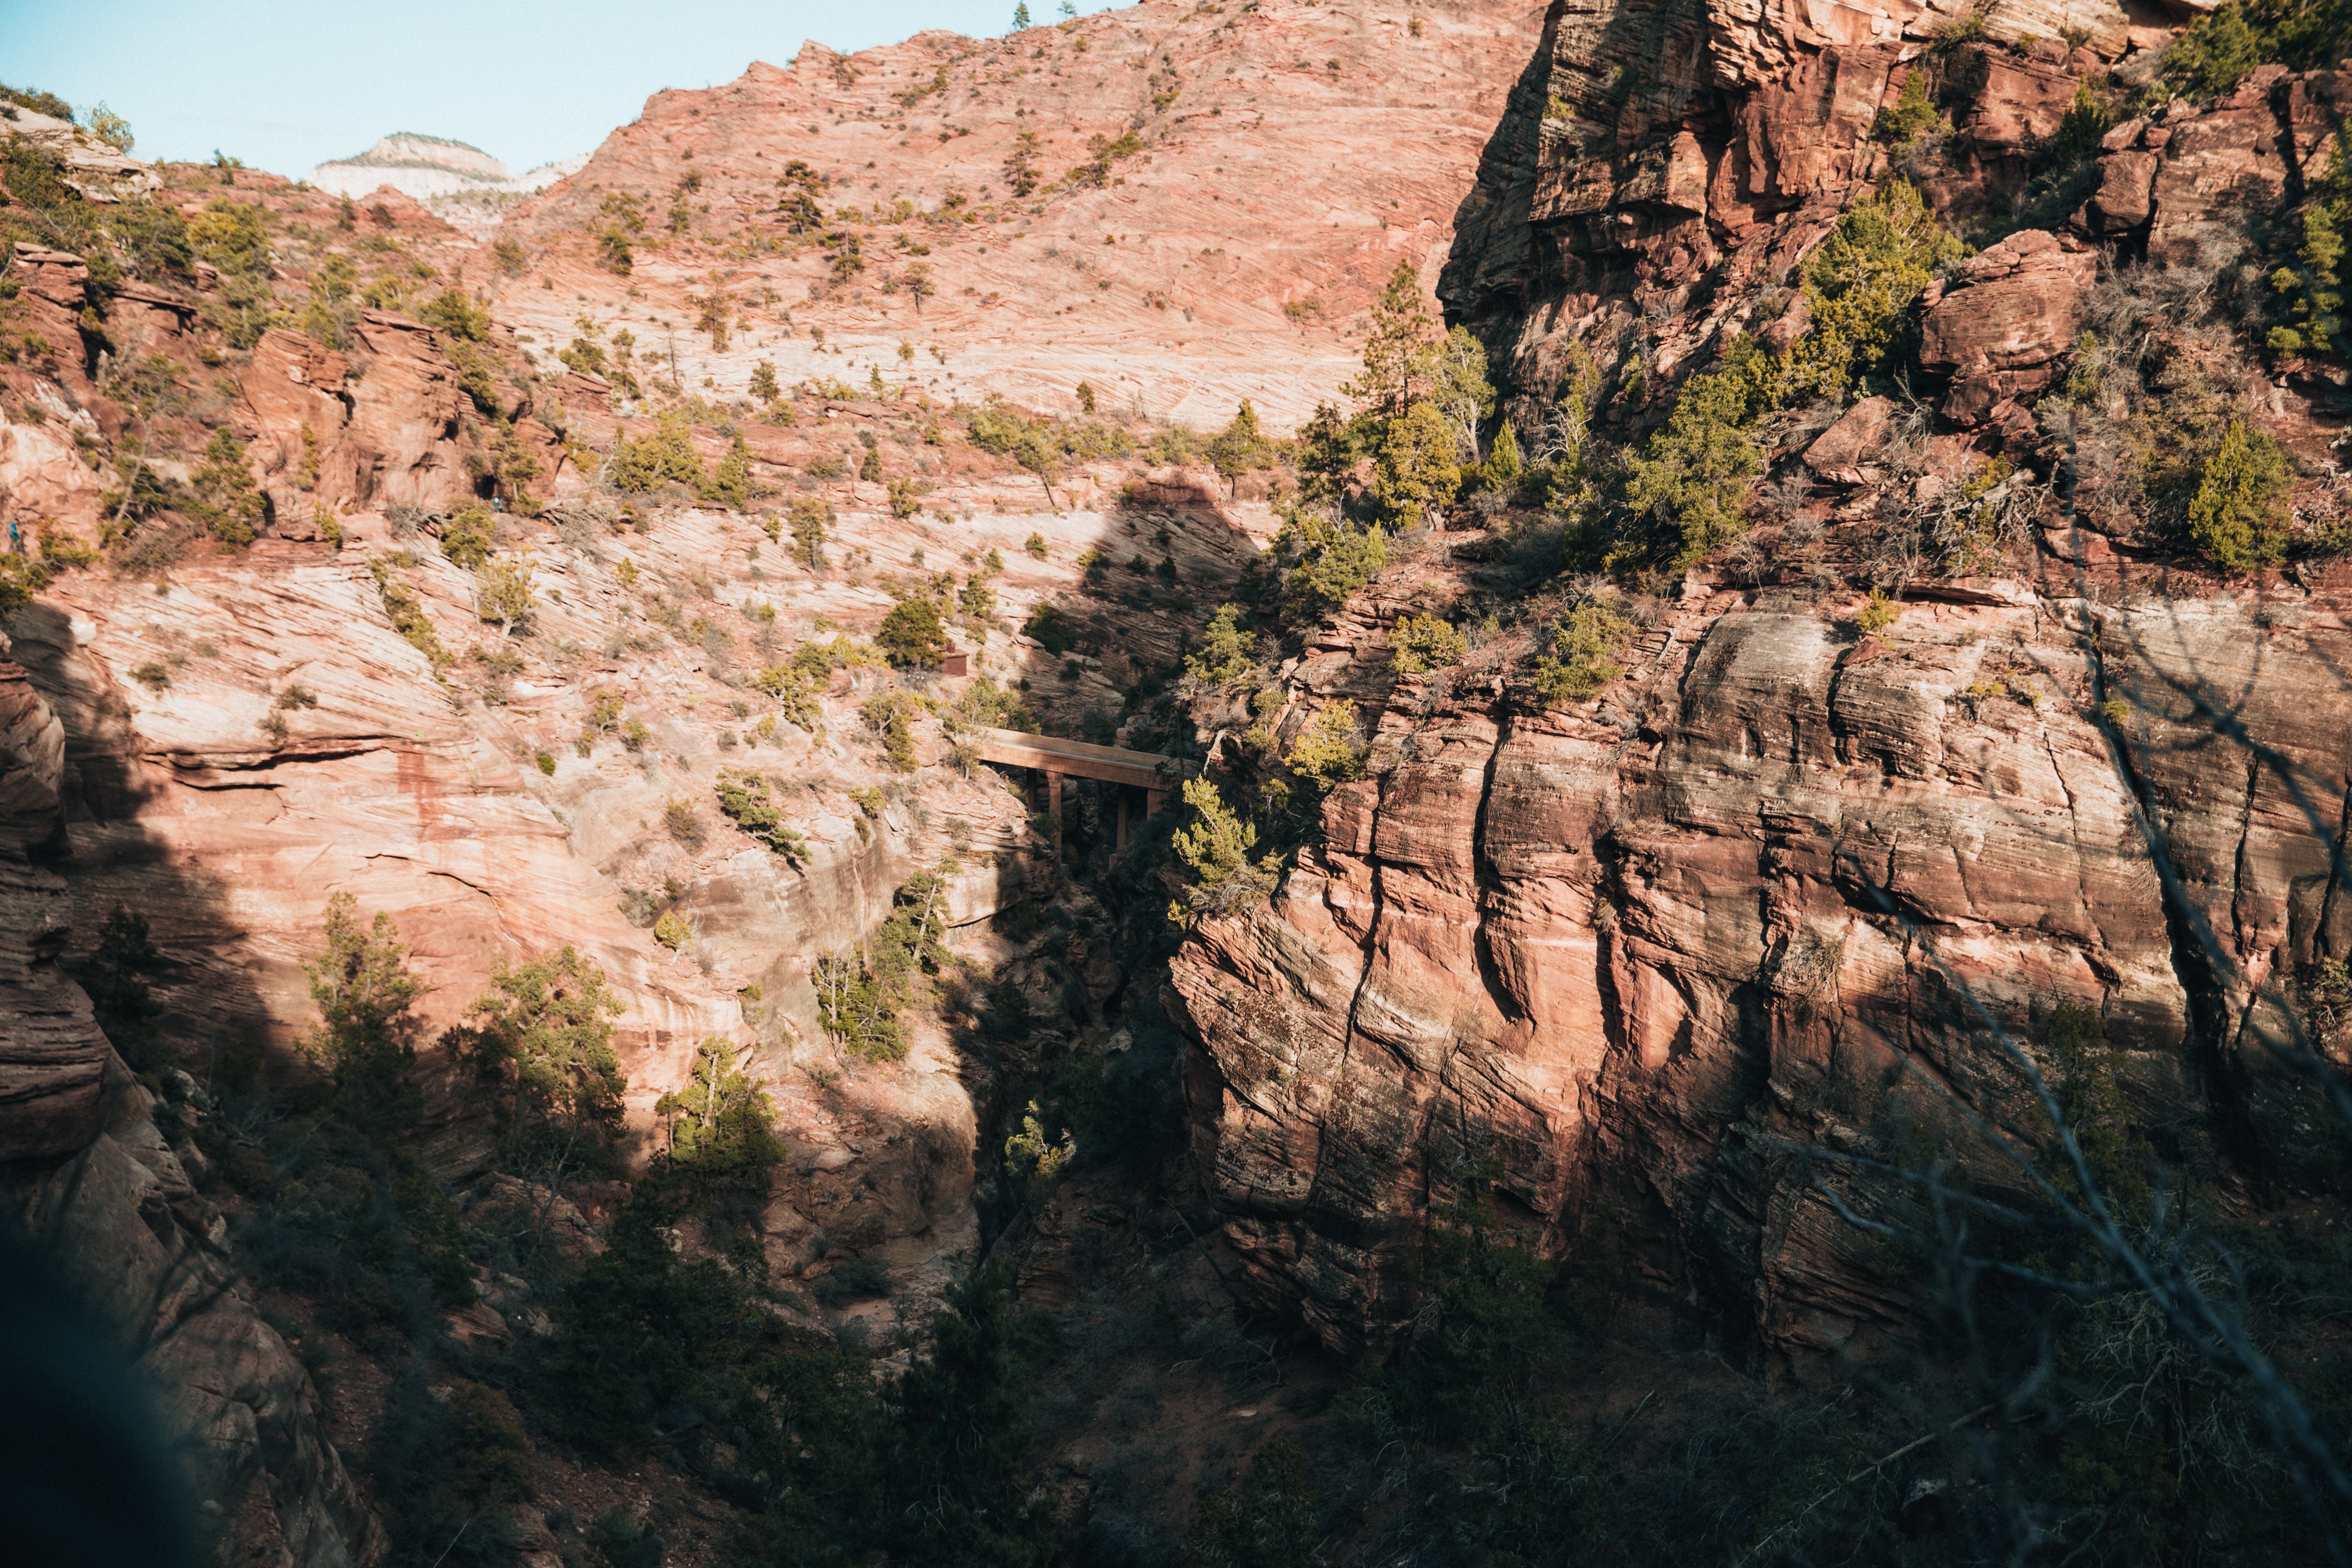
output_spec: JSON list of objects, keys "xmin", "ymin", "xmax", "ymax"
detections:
[{"xmin": 968, "ymin": 726, "xmax": 1200, "ymax": 850}]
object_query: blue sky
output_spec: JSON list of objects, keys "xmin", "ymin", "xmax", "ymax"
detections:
[{"xmin": 1, "ymin": 0, "xmax": 1114, "ymax": 178}]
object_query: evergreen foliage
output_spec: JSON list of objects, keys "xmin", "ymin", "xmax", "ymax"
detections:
[
  {"xmin": 1374, "ymin": 401, "xmax": 1464, "ymax": 521},
  {"xmin": 1532, "ymin": 597, "xmax": 1632, "ymax": 704},
  {"xmin": 1344, "ymin": 260, "xmax": 1439, "ymax": 417},
  {"xmin": 715, "ymin": 768, "xmax": 810, "ymax": 862},
  {"xmin": 1390, "ymin": 613, "xmax": 1468, "ymax": 674},
  {"xmin": 186, "ymin": 428, "xmax": 264, "ymax": 545},
  {"xmin": 1185, "ymin": 603, "xmax": 1259, "ymax": 686},
  {"xmin": 877, "ymin": 597, "xmax": 949, "ymax": 667},
  {"xmin": 1279, "ymin": 505, "xmax": 1389, "ymax": 623},
  {"xmin": 2185, "ymin": 418, "xmax": 2294, "ymax": 570},
  {"xmin": 451, "ymin": 945, "xmax": 628, "ymax": 1154},
  {"xmin": 440, "ymin": 505, "xmax": 494, "ymax": 569},
  {"xmin": 609, "ymin": 412, "xmax": 706, "ymax": 494},
  {"xmin": 300, "ymin": 892, "xmax": 424, "ymax": 1118},
  {"xmin": 1168, "ymin": 778, "xmax": 1283, "ymax": 926}
]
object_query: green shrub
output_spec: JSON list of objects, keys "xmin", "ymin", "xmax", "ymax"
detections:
[
  {"xmin": 1390, "ymin": 612, "xmax": 1468, "ymax": 673},
  {"xmin": 451, "ymin": 944, "xmax": 627, "ymax": 1149},
  {"xmin": 418, "ymin": 288, "xmax": 490, "ymax": 342},
  {"xmin": 1279, "ymin": 506, "xmax": 1388, "ymax": 623},
  {"xmin": 789, "ymin": 496, "xmax": 831, "ymax": 570},
  {"xmin": 2049, "ymin": 81, "xmax": 2110, "ymax": 171},
  {"xmin": 1023, "ymin": 600, "xmax": 1077, "ymax": 653},
  {"xmin": 534, "ymin": 750, "xmax": 556, "ymax": 775},
  {"xmin": 944, "ymin": 674, "xmax": 1033, "ymax": 733},
  {"xmin": 705, "ymin": 432, "xmax": 753, "ymax": 510},
  {"xmin": 715, "ymin": 767, "xmax": 808, "ymax": 861},
  {"xmin": 2159, "ymin": 0, "xmax": 2267, "ymax": 97},
  {"xmin": 1873, "ymin": 67, "xmax": 1939, "ymax": 147},
  {"xmin": 474, "ymin": 554, "xmax": 535, "ymax": 631},
  {"xmin": 1482, "ymin": 418, "xmax": 1523, "ymax": 492},
  {"xmin": 863, "ymin": 692, "xmax": 925, "ymax": 771},
  {"xmin": 0, "ymin": 83, "xmax": 73, "ymax": 119},
  {"xmin": 2268, "ymin": 143, "xmax": 2347, "ymax": 358},
  {"xmin": 1185, "ymin": 603, "xmax": 1259, "ymax": 685},
  {"xmin": 1205, "ymin": 399, "xmax": 1278, "ymax": 481},
  {"xmin": 1856, "ymin": 587, "xmax": 1901, "ymax": 638},
  {"xmin": 1372, "ymin": 400, "xmax": 1462, "ymax": 521},
  {"xmin": 299, "ymin": 892, "xmax": 424, "ymax": 1118},
  {"xmin": 609, "ymin": 411, "xmax": 706, "ymax": 493},
  {"xmin": 440, "ymin": 504, "xmax": 494, "ymax": 568},
  {"xmin": 1167, "ymin": 778, "xmax": 1283, "ymax": 927},
  {"xmin": 587, "ymin": 1512, "xmax": 665, "ymax": 1568},
  {"xmin": 368, "ymin": 558, "xmax": 453, "ymax": 676},
  {"xmin": 877, "ymin": 597, "xmax": 949, "ymax": 667},
  {"xmin": 815, "ymin": 867, "xmax": 952, "ymax": 1059},
  {"xmin": 1616, "ymin": 363, "xmax": 1764, "ymax": 571},
  {"xmin": 1788, "ymin": 179, "xmax": 1968, "ymax": 398},
  {"xmin": 654, "ymin": 1036, "xmax": 784, "ymax": 1197},
  {"xmin": 1287, "ymin": 699, "xmax": 1367, "ymax": 793},
  {"xmin": 185, "ymin": 427, "xmax": 263, "ymax": 545},
  {"xmin": 1024, "ymin": 531, "xmax": 1048, "ymax": 558},
  {"xmin": 752, "ymin": 662, "xmax": 824, "ymax": 731},
  {"xmin": 653, "ymin": 909, "xmax": 691, "ymax": 949},
  {"xmin": 1531, "ymin": 598, "xmax": 1632, "ymax": 705},
  {"xmin": 2185, "ymin": 418, "xmax": 2294, "ymax": 571}
]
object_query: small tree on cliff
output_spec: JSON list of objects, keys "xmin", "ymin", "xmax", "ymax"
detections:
[
  {"xmin": 1345, "ymin": 260, "xmax": 1439, "ymax": 420},
  {"xmin": 1167, "ymin": 779, "xmax": 1284, "ymax": 927},
  {"xmin": 454, "ymin": 946, "xmax": 627, "ymax": 1158},
  {"xmin": 301, "ymin": 893, "xmax": 424, "ymax": 1120},
  {"xmin": 877, "ymin": 597, "xmax": 949, "ymax": 668}
]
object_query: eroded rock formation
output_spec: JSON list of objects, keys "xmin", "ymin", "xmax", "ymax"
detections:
[{"xmin": 1173, "ymin": 0, "xmax": 2352, "ymax": 1359}]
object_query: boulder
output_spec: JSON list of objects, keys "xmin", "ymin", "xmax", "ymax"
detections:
[
  {"xmin": 2080, "ymin": 148, "xmax": 2160, "ymax": 233},
  {"xmin": 2144, "ymin": 92, "xmax": 2291, "ymax": 265},
  {"xmin": 1919, "ymin": 230, "xmax": 2097, "ymax": 425},
  {"xmin": 1803, "ymin": 396, "xmax": 1897, "ymax": 484}
]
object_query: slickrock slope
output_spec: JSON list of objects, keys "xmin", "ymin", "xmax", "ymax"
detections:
[
  {"xmin": 1171, "ymin": 0, "xmax": 2352, "ymax": 1359},
  {"xmin": 496, "ymin": 0, "xmax": 1548, "ymax": 428}
]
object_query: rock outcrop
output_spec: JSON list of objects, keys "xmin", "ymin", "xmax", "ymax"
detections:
[
  {"xmin": 1917, "ymin": 229, "xmax": 2097, "ymax": 424},
  {"xmin": 0, "ymin": 666, "xmax": 383, "ymax": 1566},
  {"xmin": 1168, "ymin": 0, "xmax": 2352, "ymax": 1360},
  {"xmin": 1174, "ymin": 581, "xmax": 2352, "ymax": 1357}
]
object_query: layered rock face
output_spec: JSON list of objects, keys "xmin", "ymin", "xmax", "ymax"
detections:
[
  {"xmin": 1176, "ymin": 0, "xmax": 2352, "ymax": 1357},
  {"xmin": 1175, "ymin": 579, "xmax": 2352, "ymax": 1356},
  {"xmin": 1439, "ymin": 0, "xmax": 2348, "ymax": 424},
  {"xmin": 0, "ymin": 666, "xmax": 381, "ymax": 1567}
]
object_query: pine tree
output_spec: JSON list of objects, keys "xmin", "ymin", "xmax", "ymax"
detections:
[
  {"xmin": 1012, "ymin": 0, "xmax": 1032, "ymax": 26},
  {"xmin": 1344, "ymin": 260, "xmax": 1437, "ymax": 417}
]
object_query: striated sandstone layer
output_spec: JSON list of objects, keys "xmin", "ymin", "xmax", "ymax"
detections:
[
  {"xmin": 0, "ymin": 666, "xmax": 383, "ymax": 1567},
  {"xmin": 496, "ymin": 0, "xmax": 1549, "ymax": 429},
  {"xmin": 1175, "ymin": 578, "xmax": 2352, "ymax": 1357},
  {"xmin": 1173, "ymin": 0, "xmax": 2352, "ymax": 1359}
]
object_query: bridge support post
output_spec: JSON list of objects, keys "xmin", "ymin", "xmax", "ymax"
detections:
[{"xmin": 1045, "ymin": 770, "xmax": 1063, "ymax": 855}]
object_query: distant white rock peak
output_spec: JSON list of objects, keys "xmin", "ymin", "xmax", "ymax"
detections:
[{"xmin": 308, "ymin": 133, "xmax": 587, "ymax": 231}]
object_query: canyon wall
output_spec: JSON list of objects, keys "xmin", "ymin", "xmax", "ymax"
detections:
[{"xmin": 1173, "ymin": 1, "xmax": 2352, "ymax": 1358}]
